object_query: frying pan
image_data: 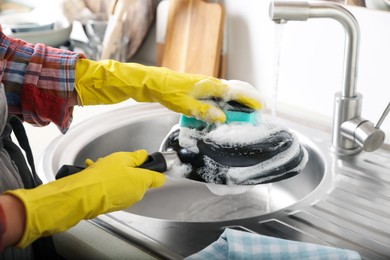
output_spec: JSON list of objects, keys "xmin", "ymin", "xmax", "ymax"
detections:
[{"xmin": 56, "ymin": 120, "xmax": 308, "ymax": 195}]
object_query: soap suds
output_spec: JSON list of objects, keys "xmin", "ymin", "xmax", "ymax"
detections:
[
  {"xmin": 165, "ymin": 118, "xmax": 309, "ymax": 187},
  {"xmin": 161, "ymin": 80, "xmax": 308, "ymax": 194},
  {"xmin": 203, "ymin": 121, "xmax": 283, "ymax": 146},
  {"xmin": 165, "ymin": 160, "xmax": 192, "ymax": 178},
  {"xmin": 220, "ymin": 79, "xmax": 264, "ymax": 107},
  {"xmin": 189, "ymin": 79, "xmax": 264, "ymax": 122}
]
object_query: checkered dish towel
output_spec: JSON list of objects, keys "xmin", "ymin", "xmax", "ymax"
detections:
[{"xmin": 185, "ymin": 228, "xmax": 361, "ymax": 260}]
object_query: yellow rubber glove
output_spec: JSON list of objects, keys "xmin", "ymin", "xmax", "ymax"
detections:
[
  {"xmin": 5, "ymin": 150, "xmax": 165, "ymax": 248},
  {"xmin": 75, "ymin": 59, "xmax": 262, "ymax": 124}
]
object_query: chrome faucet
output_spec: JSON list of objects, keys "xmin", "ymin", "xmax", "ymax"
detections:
[{"xmin": 269, "ymin": 0, "xmax": 388, "ymax": 155}]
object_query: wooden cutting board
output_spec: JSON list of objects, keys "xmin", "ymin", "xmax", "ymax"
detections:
[{"xmin": 161, "ymin": 0, "xmax": 225, "ymax": 77}]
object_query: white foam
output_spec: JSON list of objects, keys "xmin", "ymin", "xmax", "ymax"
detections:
[
  {"xmin": 220, "ymin": 79, "xmax": 264, "ymax": 107},
  {"xmin": 225, "ymin": 131, "xmax": 305, "ymax": 184},
  {"xmin": 165, "ymin": 160, "xmax": 192, "ymax": 179},
  {"xmin": 178, "ymin": 127, "xmax": 203, "ymax": 153},
  {"xmin": 203, "ymin": 121, "xmax": 284, "ymax": 146},
  {"xmin": 176, "ymin": 118, "xmax": 309, "ymax": 187},
  {"xmin": 189, "ymin": 79, "xmax": 264, "ymax": 123}
]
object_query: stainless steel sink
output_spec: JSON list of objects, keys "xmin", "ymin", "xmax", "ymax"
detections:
[
  {"xmin": 125, "ymin": 127, "xmax": 324, "ymax": 221},
  {"xmin": 42, "ymin": 103, "xmax": 390, "ymax": 259}
]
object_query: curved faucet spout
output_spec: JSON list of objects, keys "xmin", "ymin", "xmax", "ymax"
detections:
[
  {"xmin": 269, "ymin": 1, "xmax": 359, "ymax": 98},
  {"xmin": 269, "ymin": 1, "xmax": 385, "ymax": 155}
]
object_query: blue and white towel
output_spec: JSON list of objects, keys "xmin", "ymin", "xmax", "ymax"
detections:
[{"xmin": 185, "ymin": 228, "xmax": 361, "ymax": 260}]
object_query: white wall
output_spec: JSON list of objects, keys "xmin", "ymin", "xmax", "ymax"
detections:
[{"xmin": 223, "ymin": 0, "xmax": 390, "ymax": 139}]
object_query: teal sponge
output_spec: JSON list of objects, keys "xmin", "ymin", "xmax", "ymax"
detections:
[
  {"xmin": 225, "ymin": 110, "xmax": 258, "ymax": 124},
  {"xmin": 179, "ymin": 110, "xmax": 259, "ymax": 130}
]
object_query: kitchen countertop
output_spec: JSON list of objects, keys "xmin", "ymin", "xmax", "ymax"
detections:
[{"xmin": 52, "ymin": 220, "xmax": 157, "ymax": 259}]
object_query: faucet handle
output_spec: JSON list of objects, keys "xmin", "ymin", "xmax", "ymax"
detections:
[
  {"xmin": 374, "ymin": 101, "xmax": 390, "ymax": 128},
  {"xmin": 352, "ymin": 119, "xmax": 385, "ymax": 152},
  {"xmin": 341, "ymin": 101, "xmax": 390, "ymax": 152},
  {"xmin": 341, "ymin": 118, "xmax": 385, "ymax": 152}
]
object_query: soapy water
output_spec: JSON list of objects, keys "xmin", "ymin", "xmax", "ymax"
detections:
[
  {"xmin": 175, "ymin": 191, "xmax": 272, "ymax": 221},
  {"xmin": 162, "ymin": 79, "xmax": 308, "ymax": 195},
  {"xmin": 174, "ymin": 182, "xmax": 294, "ymax": 221},
  {"xmin": 163, "ymin": 117, "xmax": 309, "ymax": 195}
]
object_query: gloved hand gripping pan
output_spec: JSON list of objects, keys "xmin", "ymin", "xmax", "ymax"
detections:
[{"xmin": 5, "ymin": 150, "xmax": 165, "ymax": 248}]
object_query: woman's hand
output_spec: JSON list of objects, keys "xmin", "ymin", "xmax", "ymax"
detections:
[
  {"xmin": 5, "ymin": 150, "xmax": 164, "ymax": 248},
  {"xmin": 75, "ymin": 60, "xmax": 263, "ymax": 124}
]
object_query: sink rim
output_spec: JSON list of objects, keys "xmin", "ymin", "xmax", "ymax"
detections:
[
  {"xmin": 41, "ymin": 103, "xmax": 332, "ymax": 219},
  {"xmin": 40, "ymin": 103, "xmax": 335, "ymax": 257}
]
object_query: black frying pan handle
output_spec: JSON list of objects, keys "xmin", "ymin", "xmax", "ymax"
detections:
[
  {"xmin": 55, "ymin": 152, "xmax": 167, "ymax": 180},
  {"xmin": 55, "ymin": 165, "xmax": 85, "ymax": 179},
  {"xmin": 138, "ymin": 152, "xmax": 167, "ymax": 172}
]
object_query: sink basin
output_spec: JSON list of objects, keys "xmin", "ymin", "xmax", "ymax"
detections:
[
  {"xmin": 127, "ymin": 130, "xmax": 324, "ymax": 222},
  {"xmin": 42, "ymin": 103, "xmax": 325, "ymax": 222},
  {"xmin": 41, "ymin": 103, "xmax": 390, "ymax": 259}
]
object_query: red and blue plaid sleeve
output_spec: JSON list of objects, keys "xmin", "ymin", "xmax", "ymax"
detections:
[{"xmin": 0, "ymin": 29, "xmax": 86, "ymax": 134}]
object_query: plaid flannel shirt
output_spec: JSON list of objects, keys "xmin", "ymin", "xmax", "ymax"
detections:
[{"xmin": 0, "ymin": 28, "xmax": 85, "ymax": 134}]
